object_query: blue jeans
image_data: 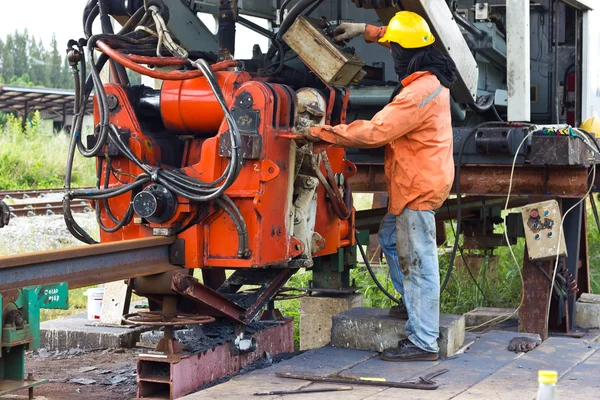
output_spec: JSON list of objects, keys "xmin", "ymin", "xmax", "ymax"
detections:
[{"xmin": 378, "ymin": 210, "xmax": 440, "ymax": 353}]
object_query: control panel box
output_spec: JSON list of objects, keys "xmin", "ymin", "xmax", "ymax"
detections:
[
  {"xmin": 283, "ymin": 16, "xmax": 366, "ymax": 86},
  {"xmin": 521, "ymin": 200, "xmax": 567, "ymax": 261}
]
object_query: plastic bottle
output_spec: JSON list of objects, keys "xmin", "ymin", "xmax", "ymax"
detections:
[{"xmin": 536, "ymin": 370, "xmax": 558, "ymax": 400}]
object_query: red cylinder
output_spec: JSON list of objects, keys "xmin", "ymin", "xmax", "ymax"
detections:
[{"xmin": 160, "ymin": 71, "xmax": 251, "ymax": 135}]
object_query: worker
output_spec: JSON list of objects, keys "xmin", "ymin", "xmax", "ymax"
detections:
[{"xmin": 298, "ymin": 11, "xmax": 456, "ymax": 362}]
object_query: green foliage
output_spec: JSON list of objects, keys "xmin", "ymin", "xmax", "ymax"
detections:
[
  {"xmin": 0, "ymin": 30, "xmax": 74, "ymax": 89},
  {"xmin": 0, "ymin": 113, "xmax": 95, "ymax": 189},
  {"xmin": 588, "ymin": 199, "xmax": 600, "ymax": 294}
]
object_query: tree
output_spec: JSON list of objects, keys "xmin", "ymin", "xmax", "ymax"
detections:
[
  {"xmin": 1, "ymin": 35, "xmax": 15, "ymax": 83},
  {"xmin": 49, "ymin": 34, "xmax": 62, "ymax": 88},
  {"xmin": 37, "ymin": 39, "xmax": 50, "ymax": 87},
  {"xmin": 61, "ymin": 57, "xmax": 74, "ymax": 89},
  {"xmin": 12, "ymin": 29, "xmax": 29, "ymax": 78},
  {"xmin": 28, "ymin": 36, "xmax": 44, "ymax": 86}
]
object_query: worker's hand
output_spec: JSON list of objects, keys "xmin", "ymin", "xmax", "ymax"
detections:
[
  {"xmin": 334, "ymin": 23, "xmax": 367, "ymax": 42},
  {"xmin": 293, "ymin": 118, "xmax": 321, "ymax": 142}
]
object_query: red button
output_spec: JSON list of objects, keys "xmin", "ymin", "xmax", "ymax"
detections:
[{"xmin": 530, "ymin": 209, "xmax": 539, "ymax": 219}]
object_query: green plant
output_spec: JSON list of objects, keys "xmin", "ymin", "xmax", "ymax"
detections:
[{"xmin": 0, "ymin": 114, "xmax": 95, "ymax": 189}]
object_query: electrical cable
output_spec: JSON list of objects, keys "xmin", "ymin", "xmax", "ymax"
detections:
[
  {"xmin": 355, "ymin": 230, "xmax": 402, "ymax": 305},
  {"xmin": 545, "ymin": 164, "xmax": 595, "ymax": 333},
  {"xmin": 465, "ymin": 129, "xmax": 534, "ymax": 331},
  {"xmin": 444, "ymin": 201, "xmax": 487, "ymax": 302},
  {"xmin": 442, "ymin": 121, "xmax": 522, "ymax": 293}
]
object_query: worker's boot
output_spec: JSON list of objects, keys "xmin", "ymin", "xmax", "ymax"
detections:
[
  {"xmin": 388, "ymin": 302, "xmax": 408, "ymax": 319},
  {"xmin": 380, "ymin": 339, "xmax": 439, "ymax": 362}
]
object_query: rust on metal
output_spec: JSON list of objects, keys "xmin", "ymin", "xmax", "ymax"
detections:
[
  {"xmin": 122, "ymin": 311, "xmax": 215, "ymax": 326},
  {"xmin": 351, "ymin": 164, "xmax": 590, "ymax": 197},
  {"xmin": 0, "ymin": 237, "xmax": 178, "ymax": 290},
  {"xmin": 519, "ymin": 247, "xmax": 552, "ymax": 340},
  {"xmin": 136, "ymin": 319, "xmax": 294, "ymax": 399},
  {"xmin": 171, "ymin": 274, "xmax": 247, "ymax": 324}
]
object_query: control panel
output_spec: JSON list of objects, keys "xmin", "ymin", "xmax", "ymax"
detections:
[
  {"xmin": 521, "ymin": 200, "xmax": 567, "ymax": 261},
  {"xmin": 283, "ymin": 16, "xmax": 366, "ymax": 87}
]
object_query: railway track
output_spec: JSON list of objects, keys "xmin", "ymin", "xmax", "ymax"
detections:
[
  {"xmin": 0, "ymin": 188, "xmax": 84, "ymax": 200},
  {"xmin": 1, "ymin": 188, "xmax": 94, "ymax": 217},
  {"xmin": 7, "ymin": 200, "xmax": 93, "ymax": 217}
]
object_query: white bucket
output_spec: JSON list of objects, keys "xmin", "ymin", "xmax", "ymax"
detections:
[{"xmin": 84, "ymin": 286, "xmax": 104, "ymax": 320}]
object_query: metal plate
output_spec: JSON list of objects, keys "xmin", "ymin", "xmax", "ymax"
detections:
[{"xmin": 0, "ymin": 379, "xmax": 47, "ymax": 395}]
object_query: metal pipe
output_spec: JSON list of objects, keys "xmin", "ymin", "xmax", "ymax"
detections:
[
  {"xmin": 553, "ymin": 1, "xmax": 560, "ymax": 123},
  {"xmin": 348, "ymin": 86, "xmax": 395, "ymax": 107},
  {"xmin": 453, "ymin": 11, "xmax": 485, "ymax": 39},
  {"xmin": 218, "ymin": 0, "xmax": 238, "ymax": 60}
]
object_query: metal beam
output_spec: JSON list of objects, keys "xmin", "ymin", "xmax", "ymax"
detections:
[
  {"xmin": 0, "ymin": 237, "xmax": 179, "ymax": 291},
  {"xmin": 507, "ymin": 0, "xmax": 531, "ymax": 121},
  {"xmin": 562, "ymin": 0, "xmax": 594, "ymax": 11},
  {"xmin": 351, "ymin": 164, "xmax": 590, "ymax": 197}
]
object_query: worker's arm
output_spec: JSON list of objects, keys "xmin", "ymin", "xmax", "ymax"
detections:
[
  {"xmin": 308, "ymin": 95, "xmax": 420, "ymax": 148},
  {"xmin": 364, "ymin": 25, "xmax": 390, "ymax": 48},
  {"xmin": 334, "ymin": 24, "xmax": 390, "ymax": 48}
]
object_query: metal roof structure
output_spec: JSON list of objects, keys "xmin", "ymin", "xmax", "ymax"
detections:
[{"xmin": 0, "ymin": 85, "xmax": 94, "ymax": 122}]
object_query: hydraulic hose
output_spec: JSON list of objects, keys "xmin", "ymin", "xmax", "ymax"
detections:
[
  {"xmin": 355, "ymin": 230, "xmax": 401, "ymax": 305},
  {"xmin": 97, "ymin": 40, "xmax": 237, "ymax": 80}
]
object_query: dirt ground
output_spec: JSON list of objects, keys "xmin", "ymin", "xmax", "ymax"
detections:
[{"xmin": 12, "ymin": 349, "xmax": 137, "ymax": 400}]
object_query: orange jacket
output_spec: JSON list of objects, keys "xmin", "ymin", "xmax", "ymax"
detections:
[{"xmin": 309, "ymin": 25, "xmax": 454, "ymax": 215}]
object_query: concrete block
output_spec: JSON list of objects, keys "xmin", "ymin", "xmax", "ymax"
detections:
[
  {"xmin": 299, "ymin": 293, "xmax": 363, "ymax": 351},
  {"xmin": 40, "ymin": 313, "xmax": 151, "ymax": 350},
  {"xmin": 579, "ymin": 293, "xmax": 600, "ymax": 304},
  {"xmin": 464, "ymin": 307, "xmax": 517, "ymax": 327},
  {"xmin": 575, "ymin": 301, "xmax": 600, "ymax": 329},
  {"xmin": 330, "ymin": 307, "xmax": 465, "ymax": 358}
]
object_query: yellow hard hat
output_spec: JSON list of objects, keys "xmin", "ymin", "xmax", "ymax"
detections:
[
  {"xmin": 580, "ymin": 117, "xmax": 600, "ymax": 138},
  {"xmin": 378, "ymin": 11, "xmax": 436, "ymax": 48}
]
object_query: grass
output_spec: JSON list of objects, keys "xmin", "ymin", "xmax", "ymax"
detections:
[{"xmin": 0, "ymin": 113, "xmax": 95, "ymax": 189}]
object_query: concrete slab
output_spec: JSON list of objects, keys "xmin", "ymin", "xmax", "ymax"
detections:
[
  {"xmin": 575, "ymin": 301, "xmax": 600, "ymax": 329},
  {"xmin": 183, "ymin": 330, "xmax": 598, "ymax": 400},
  {"xmin": 300, "ymin": 293, "xmax": 364, "ymax": 351},
  {"xmin": 453, "ymin": 335, "xmax": 597, "ymax": 400},
  {"xmin": 464, "ymin": 307, "xmax": 517, "ymax": 328},
  {"xmin": 330, "ymin": 307, "xmax": 465, "ymax": 357},
  {"xmin": 183, "ymin": 346, "xmax": 378, "ymax": 399},
  {"xmin": 578, "ymin": 293, "xmax": 600, "ymax": 304},
  {"xmin": 367, "ymin": 330, "xmax": 540, "ymax": 400},
  {"xmin": 558, "ymin": 349, "xmax": 600, "ymax": 398},
  {"xmin": 40, "ymin": 313, "xmax": 151, "ymax": 350}
]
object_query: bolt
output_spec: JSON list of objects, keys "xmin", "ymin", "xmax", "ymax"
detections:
[{"xmin": 107, "ymin": 94, "xmax": 119, "ymax": 111}]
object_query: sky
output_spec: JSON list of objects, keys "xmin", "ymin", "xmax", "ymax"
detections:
[{"xmin": 0, "ymin": 0, "xmax": 267, "ymax": 59}]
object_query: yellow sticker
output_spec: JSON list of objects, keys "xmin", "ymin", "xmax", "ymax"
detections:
[{"xmin": 359, "ymin": 377, "xmax": 387, "ymax": 382}]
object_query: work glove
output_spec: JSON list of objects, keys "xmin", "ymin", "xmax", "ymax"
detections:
[
  {"xmin": 334, "ymin": 22, "xmax": 367, "ymax": 42},
  {"xmin": 293, "ymin": 117, "xmax": 321, "ymax": 142}
]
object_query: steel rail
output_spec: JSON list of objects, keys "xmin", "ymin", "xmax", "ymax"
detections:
[
  {"xmin": 8, "ymin": 201, "xmax": 92, "ymax": 217},
  {"xmin": 0, "ymin": 237, "xmax": 180, "ymax": 290},
  {"xmin": 0, "ymin": 188, "xmax": 92, "ymax": 200}
]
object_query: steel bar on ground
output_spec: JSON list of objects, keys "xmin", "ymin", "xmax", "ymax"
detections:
[{"xmin": 0, "ymin": 237, "xmax": 179, "ymax": 290}]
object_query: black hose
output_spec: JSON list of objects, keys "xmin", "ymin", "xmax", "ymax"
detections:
[{"xmin": 355, "ymin": 230, "xmax": 402, "ymax": 305}]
